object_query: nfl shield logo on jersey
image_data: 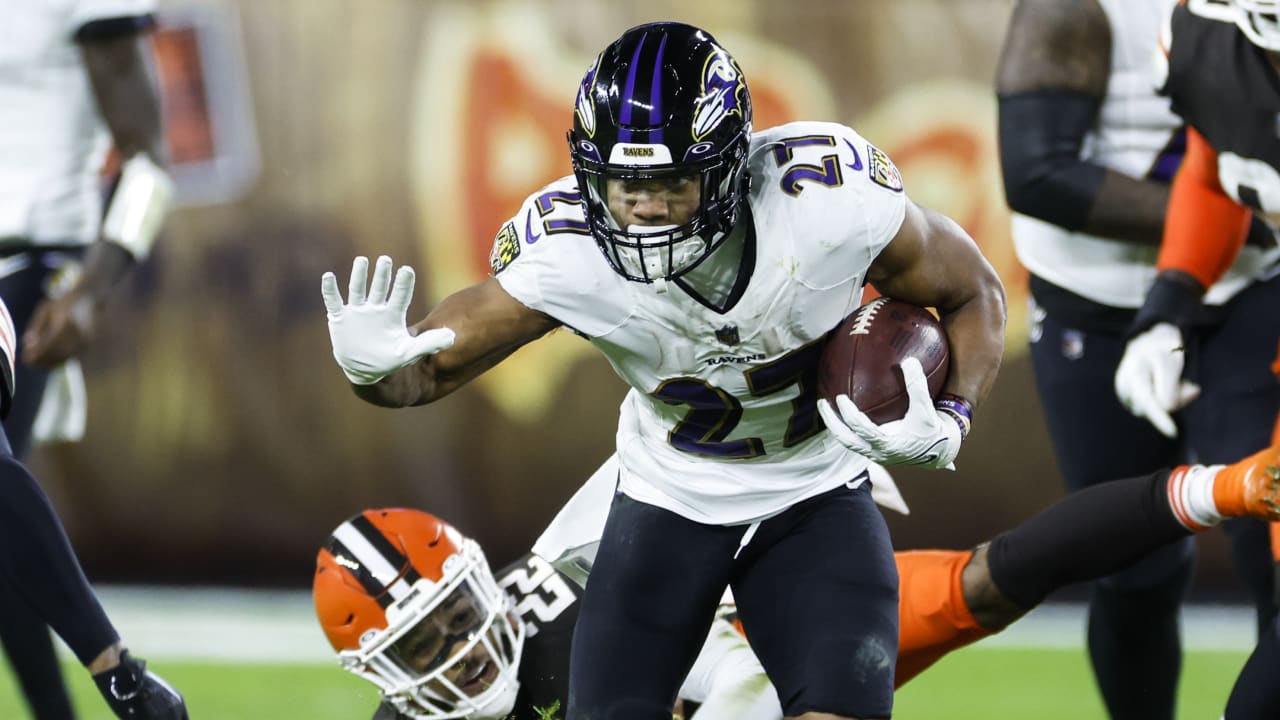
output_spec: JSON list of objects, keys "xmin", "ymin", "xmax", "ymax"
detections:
[{"xmin": 715, "ymin": 324, "xmax": 740, "ymax": 346}]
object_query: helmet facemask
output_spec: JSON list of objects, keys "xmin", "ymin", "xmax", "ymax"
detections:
[
  {"xmin": 337, "ymin": 540, "xmax": 525, "ymax": 720},
  {"xmin": 1238, "ymin": 0, "xmax": 1280, "ymax": 51},
  {"xmin": 572, "ymin": 145, "xmax": 748, "ymax": 283}
]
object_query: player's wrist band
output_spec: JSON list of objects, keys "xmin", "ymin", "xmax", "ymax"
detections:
[
  {"xmin": 934, "ymin": 393, "xmax": 972, "ymax": 441},
  {"xmin": 1128, "ymin": 270, "xmax": 1204, "ymax": 338},
  {"xmin": 102, "ymin": 153, "xmax": 173, "ymax": 261}
]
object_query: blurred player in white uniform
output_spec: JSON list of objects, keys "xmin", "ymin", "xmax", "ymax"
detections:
[
  {"xmin": 0, "ymin": 1, "xmax": 172, "ymax": 716},
  {"xmin": 323, "ymin": 22, "xmax": 1006, "ymax": 719},
  {"xmin": 997, "ymin": 1, "xmax": 1280, "ymax": 716}
]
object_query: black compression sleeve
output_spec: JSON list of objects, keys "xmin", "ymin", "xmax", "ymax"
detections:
[
  {"xmin": 985, "ymin": 470, "xmax": 1189, "ymax": 609},
  {"xmin": 1128, "ymin": 270, "xmax": 1204, "ymax": 336},
  {"xmin": 998, "ymin": 89, "xmax": 1108, "ymax": 232}
]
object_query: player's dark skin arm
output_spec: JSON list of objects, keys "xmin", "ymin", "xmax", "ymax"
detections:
[
  {"xmin": 960, "ymin": 544, "xmax": 1027, "ymax": 629},
  {"xmin": 23, "ymin": 29, "xmax": 167, "ymax": 367},
  {"xmin": 995, "ymin": 0, "xmax": 1170, "ymax": 245},
  {"xmin": 353, "ymin": 278, "xmax": 561, "ymax": 407},
  {"xmin": 866, "ymin": 200, "xmax": 1007, "ymax": 409}
]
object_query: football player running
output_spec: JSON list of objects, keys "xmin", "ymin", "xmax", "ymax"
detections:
[
  {"xmin": 313, "ymin": 438, "xmax": 1280, "ymax": 719},
  {"xmin": 322, "ymin": 22, "xmax": 1006, "ymax": 719},
  {"xmin": 1111, "ymin": 2, "xmax": 1280, "ymax": 717}
]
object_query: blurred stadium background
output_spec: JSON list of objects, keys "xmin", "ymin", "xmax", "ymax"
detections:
[{"xmin": 11, "ymin": 0, "xmax": 1262, "ymax": 716}]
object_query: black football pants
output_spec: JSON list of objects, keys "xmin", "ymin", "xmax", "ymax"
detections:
[
  {"xmin": 568, "ymin": 480, "xmax": 898, "ymax": 719},
  {"xmin": 1029, "ymin": 273, "xmax": 1280, "ymax": 720}
]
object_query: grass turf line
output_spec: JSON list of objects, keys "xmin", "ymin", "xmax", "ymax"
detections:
[{"xmin": 0, "ymin": 645, "xmax": 1250, "ymax": 719}]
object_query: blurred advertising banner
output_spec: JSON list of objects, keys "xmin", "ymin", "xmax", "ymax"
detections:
[
  {"xmin": 152, "ymin": 4, "xmax": 261, "ymax": 206},
  {"xmin": 31, "ymin": 0, "xmax": 1237, "ymax": 594}
]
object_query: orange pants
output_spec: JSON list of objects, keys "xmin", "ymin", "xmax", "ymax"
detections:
[
  {"xmin": 726, "ymin": 550, "xmax": 997, "ymax": 687},
  {"xmin": 1270, "ymin": 344, "xmax": 1280, "ymax": 561},
  {"xmin": 894, "ymin": 549, "xmax": 996, "ymax": 687}
]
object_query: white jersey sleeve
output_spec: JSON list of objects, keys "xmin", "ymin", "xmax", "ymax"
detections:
[
  {"xmin": 0, "ymin": 1, "xmax": 155, "ymax": 245},
  {"xmin": 747, "ymin": 121, "xmax": 906, "ymax": 291},
  {"xmin": 490, "ymin": 176, "xmax": 633, "ymax": 338}
]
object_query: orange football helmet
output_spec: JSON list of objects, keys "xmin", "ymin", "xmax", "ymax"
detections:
[{"xmin": 313, "ymin": 508, "xmax": 525, "ymax": 719}]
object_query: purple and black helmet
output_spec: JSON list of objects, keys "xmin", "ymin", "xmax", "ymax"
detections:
[{"xmin": 568, "ymin": 22, "xmax": 753, "ymax": 283}]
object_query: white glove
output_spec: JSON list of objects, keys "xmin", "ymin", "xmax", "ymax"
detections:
[
  {"xmin": 320, "ymin": 255, "xmax": 456, "ymax": 385},
  {"xmin": 817, "ymin": 358, "xmax": 963, "ymax": 470},
  {"xmin": 1114, "ymin": 322, "xmax": 1199, "ymax": 439}
]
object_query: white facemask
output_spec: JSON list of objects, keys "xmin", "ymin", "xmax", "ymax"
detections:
[{"xmin": 614, "ymin": 224, "xmax": 708, "ymax": 282}]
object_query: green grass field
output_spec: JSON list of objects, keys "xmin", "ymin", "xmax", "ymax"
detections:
[
  {"xmin": 0, "ymin": 645, "xmax": 1248, "ymax": 719},
  {"xmin": 894, "ymin": 646, "xmax": 1247, "ymax": 719}
]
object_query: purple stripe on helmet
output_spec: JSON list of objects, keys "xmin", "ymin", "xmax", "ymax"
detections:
[
  {"xmin": 619, "ymin": 32, "xmax": 648, "ymax": 143},
  {"xmin": 649, "ymin": 34, "xmax": 667, "ymax": 143}
]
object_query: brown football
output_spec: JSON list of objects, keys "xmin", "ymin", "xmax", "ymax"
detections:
[{"xmin": 818, "ymin": 297, "xmax": 951, "ymax": 425}]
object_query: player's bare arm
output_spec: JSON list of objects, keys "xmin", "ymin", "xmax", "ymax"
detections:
[
  {"xmin": 82, "ymin": 30, "xmax": 168, "ymax": 282},
  {"xmin": 84, "ymin": 31, "xmax": 167, "ymax": 162},
  {"xmin": 368, "ymin": 277, "xmax": 558, "ymax": 407},
  {"xmin": 996, "ymin": 0, "xmax": 1171, "ymax": 245},
  {"xmin": 325, "ymin": 261, "xmax": 561, "ymax": 409},
  {"xmin": 865, "ymin": 200, "xmax": 1006, "ymax": 410},
  {"xmin": 24, "ymin": 31, "xmax": 170, "ymax": 367}
]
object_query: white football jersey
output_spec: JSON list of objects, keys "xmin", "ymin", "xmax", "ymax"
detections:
[
  {"xmin": 532, "ymin": 454, "xmax": 908, "ymax": 589},
  {"xmin": 0, "ymin": 0, "xmax": 156, "ymax": 246},
  {"xmin": 497, "ymin": 121, "xmax": 906, "ymax": 525},
  {"xmin": 1011, "ymin": 0, "xmax": 1280, "ymax": 307}
]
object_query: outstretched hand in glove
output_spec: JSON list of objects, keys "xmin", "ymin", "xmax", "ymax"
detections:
[{"xmin": 321, "ymin": 255, "xmax": 455, "ymax": 385}]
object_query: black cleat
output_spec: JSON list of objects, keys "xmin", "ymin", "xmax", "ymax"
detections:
[{"xmin": 92, "ymin": 650, "xmax": 189, "ymax": 720}]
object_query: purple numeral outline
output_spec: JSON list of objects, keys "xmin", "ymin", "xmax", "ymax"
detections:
[
  {"xmin": 533, "ymin": 190, "xmax": 590, "ymax": 235},
  {"xmin": 653, "ymin": 340, "xmax": 825, "ymax": 458},
  {"xmin": 770, "ymin": 134, "xmax": 845, "ymax": 196}
]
